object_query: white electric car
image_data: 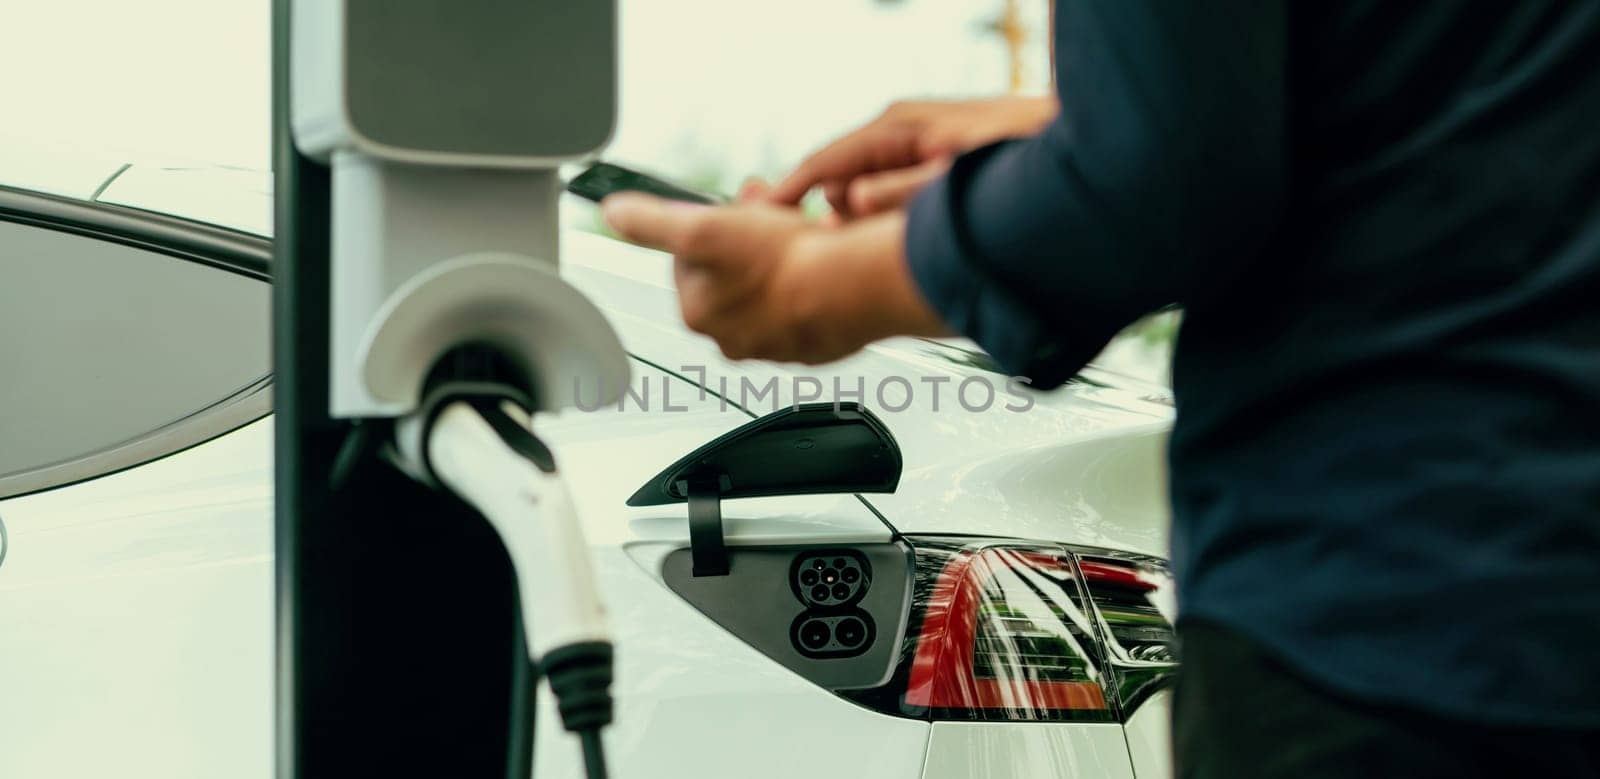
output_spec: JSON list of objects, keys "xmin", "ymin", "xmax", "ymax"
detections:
[{"xmin": 0, "ymin": 150, "xmax": 1177, "ymax": 779}]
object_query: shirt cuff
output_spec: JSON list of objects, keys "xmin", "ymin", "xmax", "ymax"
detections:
[{"xmin": 904, "ymin": 148, "xmax": 1076, "ymax": 389}]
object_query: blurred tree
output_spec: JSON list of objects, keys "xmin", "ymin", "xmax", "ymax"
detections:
[{"xmin": 984, "ymin": 0, "xmax": 1031, "ymax": 93}]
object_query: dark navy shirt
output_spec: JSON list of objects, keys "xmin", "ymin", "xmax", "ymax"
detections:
[{"xmin": 907, "ymin": 1, "xmax": 1600, "ymax": 726}]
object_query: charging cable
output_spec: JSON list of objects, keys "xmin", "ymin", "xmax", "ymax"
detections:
[{"xmin": 400, "ymin": 398, "xmax": 614, "ymax": 779}]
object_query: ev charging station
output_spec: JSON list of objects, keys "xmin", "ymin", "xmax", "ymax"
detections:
[{"xmin": 272, "ymin": 3, "xmax": 624, "ymax": 777}]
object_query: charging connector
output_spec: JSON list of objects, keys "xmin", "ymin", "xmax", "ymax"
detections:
[{"xmin": 400, "ymin": 398, "xmax": 614, "ymax": 778}]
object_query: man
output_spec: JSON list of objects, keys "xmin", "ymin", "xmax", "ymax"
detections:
[{"xmin": 603, "ymin": 3, "xmax": 1600, "ymax": 776}]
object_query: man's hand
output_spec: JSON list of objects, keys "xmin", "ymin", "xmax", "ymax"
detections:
[
  {"xmin": 601, "ymin": 193, "xmax": 948, "ymax": 364},
  {"xmin": 765, "ymin": 95, "xmax": 1058, "ymax": 220}
]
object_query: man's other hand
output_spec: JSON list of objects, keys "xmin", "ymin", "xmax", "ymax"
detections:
[
  {"xmin": 765, "ymin": 95, "xmax": 1058, "ymax": 221},
  {"xmin": 601, "ymin": 193, "xmax": 948, "ymax": 364}
]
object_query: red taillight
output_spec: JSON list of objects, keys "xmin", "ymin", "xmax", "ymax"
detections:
[
  {"xmin": 838, "ymin": 537, "xmax": 1176, "ymax": 723},
  {"xmin": 1078, "ymin": 558, "xmax": 1158, "ymax": 592},
  {"xmin": 901, "ymin": 543, "xmax": 1111, "ymax": 720}
]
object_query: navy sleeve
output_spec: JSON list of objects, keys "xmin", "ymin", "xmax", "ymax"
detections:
[{"xmin": 906, "ymin": 0, "xmax": 1287, "ymax": 388}]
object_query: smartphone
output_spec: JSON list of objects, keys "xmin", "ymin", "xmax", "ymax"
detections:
[{"xmin": 565, "ymin": 161, "xmax": 727, "ymax": 206}]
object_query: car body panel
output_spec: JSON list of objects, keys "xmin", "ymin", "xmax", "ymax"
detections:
[
  {"xmin": 0, "ymin": 419, "xmax": 274, "ymax": 778},
  {"xmin": 1125, "ymin": 689, "xmax": 1174, "ymax": 779},
  {"xmin": 0, "ymin": 141, "xmax": 127, "ymax": 200},
  {"xmin": 921, "ymin": 722, "xmax": 1136, "ymax": 779},
  {"xmin": 98, "ymin": 164, "xmax": 274, "ymax": 237}
]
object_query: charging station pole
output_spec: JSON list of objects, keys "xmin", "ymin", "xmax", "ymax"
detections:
[
  {"xmin": 272, "ymin": 3, "xmax": 624, "ymax": 777},
  {"xmin": 271, "ymin": 2, "xmax": 536, "ymax": 776}
]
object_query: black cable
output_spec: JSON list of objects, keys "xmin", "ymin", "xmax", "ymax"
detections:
[
  {"xmin": 328, "ymin": 420, "xmax": 384, "ymax": 490},
  {"xmin": 541, "ymin": 642, "xmax": 614, "ymax": 779},
  {"xmin": 579, "ymin": 728, "xmax": 608, "ymax": 779}
]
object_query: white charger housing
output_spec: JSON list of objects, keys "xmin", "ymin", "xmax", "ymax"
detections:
[
  {"xmin": 292, "ymin": 0, "xmax": 616, "ymax": 167},
  {"xmin": 290, "ymin": 0, "xmax": 626, "ymax": 417}
]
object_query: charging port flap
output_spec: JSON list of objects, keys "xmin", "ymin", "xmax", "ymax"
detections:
[{"xmin": 626, "ymin": 402, "xmax": 902, "ymax": 576}]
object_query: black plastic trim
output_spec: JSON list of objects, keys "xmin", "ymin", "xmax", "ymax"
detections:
[
  {"xmin": 661, "ymin": 540, "xmax": 913, "ymax": 690},
  {"xmin": 630, "ymin": 402, "xmax": 901, "ymax": 580},
  {"xmin": 0, "ymin": 184, "xmax": 270, "ymax": 281},
  {"xmin": 684, "ymin": 477, "xmax": 731, "ymax": 577},
  {"xmin": 626, "ymin": 401, "xmax": 902, "ymax": 506}
]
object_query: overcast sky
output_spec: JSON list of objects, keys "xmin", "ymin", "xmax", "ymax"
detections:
[{"xmin": 0, "ymin": 0, "xmax": 1048, "ymax": 179}]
